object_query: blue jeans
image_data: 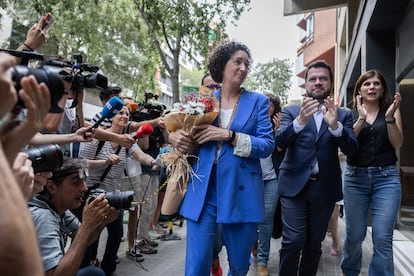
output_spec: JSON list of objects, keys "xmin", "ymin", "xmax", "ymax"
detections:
[
  {"xmin": 257, "ymin": 177, "xmax": 279, "ymax": 266},
  {"xmin": 341, "ymin": 165, "xmax": 401, "ymax": 276}
]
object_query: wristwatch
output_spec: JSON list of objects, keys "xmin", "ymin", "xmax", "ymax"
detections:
[{"xmin": 228, "ymin": 130, "xmax": 236, "ymax": 143}]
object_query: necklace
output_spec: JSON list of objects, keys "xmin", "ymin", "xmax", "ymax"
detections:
[{"xmin": 218, "ymin": 88, "xmax": 242, "ymax": 129}]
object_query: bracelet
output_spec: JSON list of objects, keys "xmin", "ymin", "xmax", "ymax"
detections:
[
  {"xmin": 386, "ymin": 117, "xmax": 396, "ymax": 124},
  {"xmin": 228, "ymin": 130, "xmax": 236, "ymax": 143},
  {"xmin": 22, "ymin": 42, "xmax": 34, "ymax": 51}
]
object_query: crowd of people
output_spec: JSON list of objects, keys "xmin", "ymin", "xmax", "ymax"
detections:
[{"xmin": 0, "ymin": 13, "xmax": 405, "ymax": 276}]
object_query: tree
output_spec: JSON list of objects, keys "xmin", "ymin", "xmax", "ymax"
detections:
[
  {"xmin": 244, "ymin": 58, "xmax": 292, "ymax": 104},
  {"xmin": 134, "ymin": 0, "xmax": 251, "ymax": 103},
  {"xmin": 2, "ymin": 0, "xmax": 159, "ymax": 100}
]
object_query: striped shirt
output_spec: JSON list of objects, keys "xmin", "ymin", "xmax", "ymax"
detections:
[{"xmin": 79, "ymin": 139, "xmax": 139, "ymax": 192}]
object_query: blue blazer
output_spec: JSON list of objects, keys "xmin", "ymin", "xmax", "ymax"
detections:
[
  {"xmin": 276, "ymin": 105, "xmax": 358, "ymax": 203},
  {"xmin": 180, "ymin": 89, "xmax": 275, "ymax": 223}
]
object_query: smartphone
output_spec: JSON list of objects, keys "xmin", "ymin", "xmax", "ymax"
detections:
[{"xmin": 42, "ymin": 13, "xmax": 54, "ymax": 33}]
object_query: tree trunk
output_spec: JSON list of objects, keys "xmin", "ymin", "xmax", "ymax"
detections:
[{"xmin": 171, "ymin": 55, "xmax": 180, "ymax": 103}]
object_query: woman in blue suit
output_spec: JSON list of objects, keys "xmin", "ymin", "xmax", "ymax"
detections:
[{"xmin": 170, "ymin": 41, "xmax": 274, "ymax": 275}]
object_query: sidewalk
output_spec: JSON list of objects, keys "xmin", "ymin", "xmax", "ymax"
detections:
[{"xmin": 97, "ymin": 215, "xmax": 414, "ymax": 275}]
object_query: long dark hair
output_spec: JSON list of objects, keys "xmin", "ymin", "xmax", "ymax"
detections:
[{"xmin": 352, "ymin": 70, "xmax": 391, "ymax": 111}]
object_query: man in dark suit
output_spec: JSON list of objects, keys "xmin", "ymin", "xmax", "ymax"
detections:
[{"xmin": 276, "ymin": 60, "xmax": 358, "ymax": 276}]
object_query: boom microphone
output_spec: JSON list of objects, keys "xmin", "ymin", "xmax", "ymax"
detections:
[
  {"xmin": 91, "ymin": 96, "xmax": 124, "ymax": 129},
  {"xmin": 132, "ymin": 123, "xmax": 153, "ymax": 139}
]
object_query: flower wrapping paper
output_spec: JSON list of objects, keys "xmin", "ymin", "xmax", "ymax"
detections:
[{"xmin": 161, "ymin": 86, "xmax": 219, "ymax": 215}]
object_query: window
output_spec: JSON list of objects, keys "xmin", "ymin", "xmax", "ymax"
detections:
[{"xmin": 305, "ymin": 13, "xmax": 314, "ymax": 42}]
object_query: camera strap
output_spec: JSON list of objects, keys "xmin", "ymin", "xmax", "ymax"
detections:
[{"xmin": 97, "ymin": 122, "xmax": 132, "ymax": 183}]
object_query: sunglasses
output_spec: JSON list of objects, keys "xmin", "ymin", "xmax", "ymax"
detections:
[{"xmin": 206, "ymin": 84, "xmax": 221, "ymax": 90}]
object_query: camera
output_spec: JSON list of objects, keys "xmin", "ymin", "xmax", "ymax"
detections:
[
  {"xmin": 44, "ymin": 53, "xmax": 108, "ymax": 92},
  {"xmin": 129, "ymin": 91, "xmax": 166, "ymax": 122},
  {"xmin": 89, "ymin": 188, "xmax": 134, "ymax": 209},
  {"xmin": 23, "ymin": 144, "xmax": 63, "ymax": 173},
  {"xmin": 1, "ymin": 49, "xmax": 65, "ymax": 113},
  {"xmin": 10, "ymin": 65, "xmax": 65, "ymax": 113},
  {"xmin": 130, "ymin": 102, "xmax": 166, "ymax": 122}
]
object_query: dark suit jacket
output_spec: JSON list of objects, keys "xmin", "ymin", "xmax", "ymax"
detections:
[{"xmin": 275, "ymin": 105, "xmax": 358, "ymax": 203}]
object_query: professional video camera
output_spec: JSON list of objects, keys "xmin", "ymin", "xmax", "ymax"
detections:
[
  {"xmin": 129, "ymin": 91, "xmax": 166, "ymax": 122},
  {"xmin": 46, "ymin": 53, "xmax": 108, "ymax": 93},
  {"xmin": 89, "ymin": 188, "xmax": 134, "ymax": 210},
  {"xmin": 0, "ymin": 49, "xmax": 108, "ymax": 111},
  {"xmin": 23, "ymin": 144, "xmax": 63, "ymax": 173}
]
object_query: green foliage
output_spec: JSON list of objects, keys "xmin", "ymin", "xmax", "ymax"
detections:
[
  {"xmin": 2, "ymin": 0, "xmax": 251, "ymax": 104},
  {"xmin": 180, "ymin": 67, "xmax": 205, "ymax": 88},
  {"xmin": 135, "ymin": 0, "xmax": 251, "ymax": 102},
  {"xmin": 3, "ymin": 0, "xmax": 159, "ymax": 99},
  {"xmin": 245, "ymin": 58, "xmax": 292, "ymax": 104}
]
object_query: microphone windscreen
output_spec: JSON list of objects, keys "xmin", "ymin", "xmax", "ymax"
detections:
[
  {"xmin": 101, "ymin": 96, "xmax": 124, "ymax": 118},
  {"xmin": 134, "ymin": 123, "xmax": 153, "ymax": 138}
]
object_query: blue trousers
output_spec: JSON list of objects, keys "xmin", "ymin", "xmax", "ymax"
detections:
[
  {"xmin": 257, "ymin": 177, "xmax": 279, "ymax": 266},
  {"xmin": 185, "ymin": 165, "xmax": 257, "ymax": 276},
  {"xmin": 341, "ymin": 165, "xmax": 401, "ymax": 276}
]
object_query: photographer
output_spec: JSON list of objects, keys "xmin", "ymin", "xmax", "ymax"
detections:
[
  {"xmin": 29, "ymin": 158, "xmax": 118, "ymax": 276},
  {"xmin": 0, "ymin": 55, "xmax": 51, "ymax": 164},
  {"xmin": 0, "ymin": 53, "xmax": 44, "ymax": 276},
  {"xmin": 79, "ymin": 105, "xmax": 160, "ymax": 275}
]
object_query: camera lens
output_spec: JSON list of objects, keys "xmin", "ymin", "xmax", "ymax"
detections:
[
  {"xmin": 24, "ymin": 144, "xmax": 63, "ymax": 173},
  {"xmin": 10, "ymin": 65, "xmax": 65, "ymax": 113},
  {"xmin": 105, "ymin": 191, "xmax": 134, "ymax": 209}
]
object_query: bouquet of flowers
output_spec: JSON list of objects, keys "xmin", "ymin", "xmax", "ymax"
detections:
[
  {"xmin": 161, "ymin": 86, "xmax": 219, "ymax": 215},
  {"xmin": 164, "ymin": 86, "xmax": 219, "ymax": 133}
]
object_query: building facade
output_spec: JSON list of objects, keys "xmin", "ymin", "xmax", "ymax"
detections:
[
  {"xmin": 284, "ymin": 0, "xmax": 414, "ymax": 237},
  {"xmin": 287, "ymin": 0, "xmax": 414, "ymax": 237}
]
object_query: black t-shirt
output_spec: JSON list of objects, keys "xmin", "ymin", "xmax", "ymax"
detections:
[{"xmin": 347, "ymin": 109, "xmax": 397, "ymax": 167}]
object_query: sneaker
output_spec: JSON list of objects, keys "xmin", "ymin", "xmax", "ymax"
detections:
[
  {"xmin": 148, "ymin": 230, "xmax": 161, "ymax": 240},
  {"xmin": 144, "ymin": 238, "xmax": 158, "ymax": 248},
  {"xmin": 136, "ymin": 240, "xmax": 158, "ymax": 254},
  {"xmin": 153, "ymin": 224, "xmax": 167, "ymax": 235},
  {"xmin": 126, "ymin": 248, "xmax": 144, "ymax": 262}
]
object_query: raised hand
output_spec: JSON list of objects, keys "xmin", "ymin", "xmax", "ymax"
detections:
[
  {"xmin": 297, "ymin": 96, "xmax": 319, "ymax": 126},
  {"xmin": 322, "ymin": 96, "xmax": 339, "ymax": 129},
  {"xmin": 356, "ymin": 94, "xmax": 367, "ymax": 120},
  {"xmin": 385, "ymin": 92, "xmax": 402, "ymax": 120}
]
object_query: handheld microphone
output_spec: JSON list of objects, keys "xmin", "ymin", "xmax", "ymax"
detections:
[
  {"xmin": 132, "ymin": 123, "xmax": 153, "ymax": 139},
  {"xmin": 91, "ymin": 96, "xmax": 125, "ymax": 129}
]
